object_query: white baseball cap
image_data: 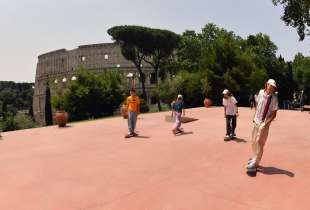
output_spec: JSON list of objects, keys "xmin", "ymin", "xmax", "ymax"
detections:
[
  {"xmin": 177, "ymin": 94, "xmax": 183, "ymax": 99},
  {"xmin": 222, "ymin": 89, "xmax": 229, "ymax": 95},
  {"xmin": 267, "ymin": 79, "xmax": 277, "ymax": 88}
]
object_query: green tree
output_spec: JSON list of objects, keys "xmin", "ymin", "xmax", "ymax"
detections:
[
  {"xmin": 155, "ymin": 71, "xmax": 209, "ymax": 108},
  {"xmin": 142, "ymin": 28, "xmax": 180, "ymax": 110},
  {"xmin": 108, "ymin": 25, "xmax": 153, "ymax": 100},
  {"xmin": 45, "ymin": 85, "xmax": 53, "ymax": 126},
  {"xmin": 273, "ymin": 0, "xmax": 310, "ymax": 40},
  {"xmin": 198, "ymin": 24, "xmax": 258, "ymax": 105},
  {"xmin": 62, "ymin": 70, "xmax": 125, "ymax": 121},
  {"xmin": 292, "ymin": 53, "xmax": 310, "ymax": 102},
  {"xmin": 176, "ymin": 30, "xmax": 202, "ymax": 72}
]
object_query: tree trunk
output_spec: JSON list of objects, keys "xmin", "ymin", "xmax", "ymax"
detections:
[
  {"xmin": 137, "ymin": 67, "xmax": 147, "ymax": 101},
  {"xmin": 45, "ymin": 86, "xmax": 53, "ymax": 126},
  {"xmin": 155, "ymin": 68, "xmax": 162, "ymax": 111}
]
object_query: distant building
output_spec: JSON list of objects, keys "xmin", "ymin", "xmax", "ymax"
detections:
[{"xmin": 33, "ymin": 43, "xmax": 157, "ymax": 125}]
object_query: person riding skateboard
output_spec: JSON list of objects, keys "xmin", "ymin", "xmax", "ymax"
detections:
[
  {"xmin": 172, "ymin": 94, "xmax": 185, "ymax": 135},
  {"xmin": 222, "ymin": 89, "xmax": 239, "ymax": 140},
  {"xmin": 125, "ymin": 89, "xmax": 140, "ymax": 138},
  {"xmin": 247, "ymin": 79, "xmax": 279, "ymax": 171}
]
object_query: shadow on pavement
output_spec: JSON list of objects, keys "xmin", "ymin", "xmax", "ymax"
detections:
[
  {"xmin": 231, "ymin": 137, "xmax": 247, "ymax": 143},
  {"xmin": 258, "ymin": 166, "xmax": 295, "ymax": 177},
  {"xmin": 134, "ymin": 135, "xmax": 150, "ymax": 139}
]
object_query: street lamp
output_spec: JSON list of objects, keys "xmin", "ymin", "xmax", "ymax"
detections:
[{"xmin": 126, "ymin": 73, "xmax": 134, "ymax": 89}]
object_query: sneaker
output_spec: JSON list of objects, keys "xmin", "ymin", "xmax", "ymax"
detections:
[
  {"xmin": 177, "ymin": 128, "xmax": 184, "ymax": 133},
  {"xmin": 247, "ymin": 158, "xmax": 253, "ymax": 164},
  {"xmin": 224, "ymin": 135, "xmax": 230, "ymax": 141},
  {"xmin": 132, "ymin": 132, "xmax": 138, "ymax": 137},
  {"xmin": 246, "ymin": 161, "xmax": 257, "ymax": 169},
  {"xmin": 245, "ymin": 158, "xmax": 255, "ymax": 167},
  {"xmin": 232, "ymin": 133, "xmax": 236, "ymax": 137}
]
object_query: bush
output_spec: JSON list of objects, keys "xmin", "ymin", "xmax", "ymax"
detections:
[
  {"xmin": 139, "ymin": 99, "xmax": 149, "ymax": 113},
  {"xmin": 62, "ymin": 70, "xmax": 126, "ymax": 121},
  {"xmin": 52, "ymin": 95, "xmax": 65, "ymax": 111},
  {"xmin": 156, "ymin": 71, "xmax": 209, "ymax": 108},
  {"xmin": 1, "ymin": 113, "xmax": 36, "ymax": 132}
]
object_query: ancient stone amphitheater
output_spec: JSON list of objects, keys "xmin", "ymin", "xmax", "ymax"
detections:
[{"xmin": 33, "ymin": 43, "xmax": 156, "ymax": 125}]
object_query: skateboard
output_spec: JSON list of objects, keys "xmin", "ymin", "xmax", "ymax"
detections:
[
  {"xmin": 173, "ymin": 128, "xmax": 184, "ymax": 135},
  {"xmin": 174, "ymin": 130, "xmax": 184, "ymax": 135},
  {"xmin": 224, "ymin": 135, "xmax": 236, "ymax": 141}
]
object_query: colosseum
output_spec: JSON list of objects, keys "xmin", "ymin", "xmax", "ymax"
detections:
[{"xmin": 33, "ymin": 43, "xmax": 157, "ymax": 125}]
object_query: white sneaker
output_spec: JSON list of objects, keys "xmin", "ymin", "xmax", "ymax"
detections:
[
  {"xmin": 246, "ymin": 161, "xmax": 257, "ymax": 169},
  {"xmin": 247, "ymin": 158, "xmax": 254, "ymax": 164}
]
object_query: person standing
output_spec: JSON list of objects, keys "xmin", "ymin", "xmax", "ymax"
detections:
[
  {"xmin": 222, "ymin": 89, "xmax": 238, "ymax": 140},
  {"xmin": 247, "ymin": 79, "xmax": 278, "ymax": 170},
  {"xmin": 249, "ymin": 94, "xmax": 255, "ymax": 109},
  {"xmin": 172, "ymin": 94, "xmax": 185, "ymax": 135},
  {"xmin": 125, "ymin": 89, "xmax": 140, "ymax": 138}
]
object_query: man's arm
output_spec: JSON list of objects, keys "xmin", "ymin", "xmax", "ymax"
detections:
[
  {"xmin": 264, "ymin": 110, "xmax": 277, "ymax": 126},
  {"xmin": 137, "ymin": 98, "xmax": 140, "ymax": 114},
  {"xmin": 126, "ymin": 98, "xmax": 129, "ymax": 109},
  {"xmin": 235, "ymin": 104, "xmax": 239, "ymax": 116},
  {"xmin": 224, "ymin": 106, "xmax": 227, "ymax": 118}
]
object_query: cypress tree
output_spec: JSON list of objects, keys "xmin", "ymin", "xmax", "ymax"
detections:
[{"xmin": 45, "ymin": 85, "xmax": 53, "ymax": 126}]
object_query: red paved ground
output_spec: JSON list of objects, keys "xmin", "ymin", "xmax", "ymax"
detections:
[{"xmin": 0, "ymin": 107, "xmax": 309, "ymax": 210}]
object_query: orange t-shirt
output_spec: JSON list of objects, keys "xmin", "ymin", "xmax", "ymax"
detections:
[{"xmin": 127, "ymin": 95, "xmax": 140, "ymax": 113}]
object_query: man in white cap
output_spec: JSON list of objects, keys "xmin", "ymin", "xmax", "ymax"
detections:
[
  {"xmin": 247, "ymin": 79, "xmax": 278, "ymax": 171},
  {"xmin": 172, "ymin": 94, "xmax": 185, "ymax": 135},
  {"xmin": 222, "ymin": 89, "xmax": 238, "ymax": 140}
]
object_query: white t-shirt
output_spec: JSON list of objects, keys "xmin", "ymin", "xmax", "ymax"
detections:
[
  {"xmin": 254, "ymin": 89, "xmax": 278, "ymax": 124},
  {"xmin": 223, "ymin": 96, "xmax": 238, "ymax": 115}
]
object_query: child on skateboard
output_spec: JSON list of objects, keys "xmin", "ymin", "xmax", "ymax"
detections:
[
  {"xmin": 246, "ymin": 79, "xmax": 278, "ymax": 174},
  {"xmin": 172, "ymin": 95, "xmax": 185, "ymax": 135},
  {"xmin": 222, "ymin": 89, "xmax": 239, "ymax": 140},
  {"xmin": 125, "ymin": 89, "xmax": 140, "ymax": 138}
]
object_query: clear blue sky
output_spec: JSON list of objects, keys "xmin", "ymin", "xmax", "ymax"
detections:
[{"xmin": 0, "ymin": 0, "xmax": 309, "ymax": 82}]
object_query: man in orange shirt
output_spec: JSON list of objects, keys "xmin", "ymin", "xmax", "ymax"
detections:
[{"xmin": 125, "ymin": 89, "xmax": 140, "ymax": 138}]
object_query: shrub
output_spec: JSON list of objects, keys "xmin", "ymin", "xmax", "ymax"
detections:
[
  {"xmin": 1, "ymin": 113, "xmax": 36, "ymax": 132},
  {"xmin": 139, "ymin": 99, "xmax": 149, "ymax": 113},
  {"xmin": 62, "ymin": 70, "xmax": 126, "ymax": 121}
]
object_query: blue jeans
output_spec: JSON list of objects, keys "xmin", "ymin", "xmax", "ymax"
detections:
[
  {"xmin": 128, "ymin": 111, "xmax": 138, "ymax": 134},
  {"xmin": 226, "ymin": 115, "xmax": 236, "ymax": 135}
]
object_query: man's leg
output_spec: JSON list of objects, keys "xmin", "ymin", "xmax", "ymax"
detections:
[
  {"xmin": 173, "ymin": 112, "xmax": 181, "ymax": 133},
  {"xmin": 232, "ymin": 115, "xmax": 237, "ymax": 135},
  {"xmin": 226, "ymin": 115, "xmax": 230, "ymax": 136},
  {"xmin": 128, "ymin": 111, "xmax": 134, "ymax": 134},
  {"xmin": 250, "ymin": 123, "xmax": 260, "ymax": 164},
  {"xmin": 255, "ymin": 125, "xmax": 270, "ymax": 165},
  {"xmin": 132, "ymin": 112, "xmax": 138, "ymax": 134},
  {"xmin": 250, "ymin": 123, "xmax": 270, "ymax": 166}
]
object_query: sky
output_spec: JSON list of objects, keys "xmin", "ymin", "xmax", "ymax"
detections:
[{"xmin": 0, "ymin": 0, "xmax": 309, "ymax": 82}]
